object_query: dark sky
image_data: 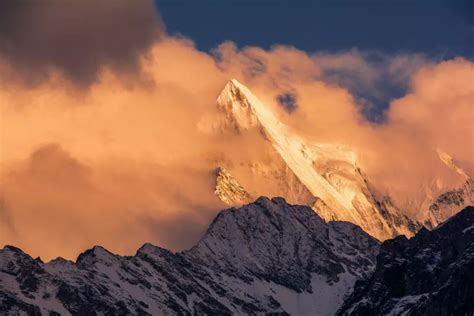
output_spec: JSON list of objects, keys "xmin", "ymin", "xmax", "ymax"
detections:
[
  {"xmin": 155, "ymin": 0, "xmax": 473, "ymax": 121},
  {"xmin": 155, "ymin": 0, "xmax": 473, "ymax": 58}
]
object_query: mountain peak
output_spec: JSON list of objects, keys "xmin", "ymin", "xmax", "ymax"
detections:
[
  {"xmin": 187, "ymin": 197, "xmax": 379, "ymax": 293},
  {"xmin": 213, "ymin": 79, "xmax": 420, "ymax": 240},
  {"xmin": 216, "ymin": 79, "xmax": 260, "ymax": 131},
  {"xmin": 219, "ymin": 79, "xmax": 248, "ymax": 98},
  {"xmin": 0, "ymin": 197, "xmax": 382, "ymax": 315},
  {"xmin": 0, "ymin": 245, "xmax": 34, "ymax": 275},
  {"xmin": 76, "ymin": 245, "xmax": 117, "ymax": 268}
]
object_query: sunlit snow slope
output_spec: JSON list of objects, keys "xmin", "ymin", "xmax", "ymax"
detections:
[{"xmin": 215, "ymin": 79, "xmax": 420, "ymax": 240}]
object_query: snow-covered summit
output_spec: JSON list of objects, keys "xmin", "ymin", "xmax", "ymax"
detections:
[
  {"xmin": 216, "ymin": 79, "xmax": 265, "ymax": 131},
  {"xmin": 188, "ymin": 197, "xmax": 378, "ymax": 292},
  {"xmin": 214, "ymin": 79, "xmax": 420, "ymax": 240}
]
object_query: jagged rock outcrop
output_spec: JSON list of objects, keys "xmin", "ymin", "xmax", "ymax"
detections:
[
  {"xmin": 337, "ymin": 205, "xmax": 474, "ymax": 316},
  {"xmin": 0, "ymin": 197, "xmax": 379, "ymax": 315},
  {"xmin": 416, "ymin": 149, "xmax": 474, "ymax": 229},
  {"xmin": 214, "ymin": 167, "xmax": 252, "ymax": 205}
]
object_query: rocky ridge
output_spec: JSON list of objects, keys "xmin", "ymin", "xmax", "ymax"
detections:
[
  {"xmin": 214, "ymin": 167, "xmax": 252, "ymax": 206},
  {"xmin": 338, "ymin": 206, "xmax": 474, "ymax": 315},
  {"xmin": 0, "ymin": 197, "xmax": 379, "ymax": 316}
]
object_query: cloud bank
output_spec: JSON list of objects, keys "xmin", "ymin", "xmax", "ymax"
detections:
[
  {"xmin": 0, "ymin": 0, "xmax": 163, "ymax": 87},
  {"xmin": 0, "ymin": 2, "xmax": 473, "ymax": 260}
]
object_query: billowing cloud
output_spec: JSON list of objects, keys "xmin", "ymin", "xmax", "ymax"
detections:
[
  {"xmin": 1, "ymin": 143, "xmax": 223, "ymax": 260},
  {"xmin": 0, "ymin": 0, "xmax": 163, "ymax": 87},
  {"xmin": 312, "ymin": 50, "xmax": 431, "ymax": 120},
  {"xmin": 0, "ymin": 11, "xmax": 472, "ymax": 260}
]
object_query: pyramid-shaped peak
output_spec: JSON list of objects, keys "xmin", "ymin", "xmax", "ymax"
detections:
[
  {"xmin": 220, "ymin": 78, "xmax": 244, "ymax": 93},
  {"xmin": 217, "ymin": 79, "xmax": 250, "ymax": 106},
  {"xmin": 216, "ymin": 79, "xmax": 261, "ymax": 131},
  {"xmin": 216, "ymin": 78, "xmax": 284, "ymax": 134}
]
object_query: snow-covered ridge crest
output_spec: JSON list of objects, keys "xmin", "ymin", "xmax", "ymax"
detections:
[
  {"xmin": 216, "ymin": 79, "xmax": 263, "ymax": 131},
  {"xmin": 1, "ymin": 201, "xmax": 470, "ymax": 315},
  {"xmin": 215, "ymin": 79, "xmax": 420, "ymax": 240},
  {"xmin": 0, "ymin": 197, "xmax": 379, "ymax": 315}
]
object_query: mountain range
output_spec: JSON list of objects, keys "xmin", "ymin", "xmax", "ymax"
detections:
[
  {"xmin": 1, "ymin": 199, "xmax": 472, "ymax": 315},
  {"xmin": 1, "ymin": 80, "xmax": 472, "ymax": 315},
  {"xmin": 213, "ymin": 80, "xmax": 472, "ymax": 240}
]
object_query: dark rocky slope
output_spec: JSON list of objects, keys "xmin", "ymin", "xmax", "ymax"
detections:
[
  {"xmin": 338, "ymin": 205, "xmax": 474, "ymax": 316},
  {"xmin": 2, "ymin": 199, "xmax": 472, "ymax": 315}
]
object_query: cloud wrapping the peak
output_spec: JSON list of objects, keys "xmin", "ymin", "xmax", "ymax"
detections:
[
  {"xmin": 0, "ymin": 14, "xmax": 473, "ymax": 260},
  {"xmin": 313, "ymin": 50, "xmax": 431, "ymax": 121}
]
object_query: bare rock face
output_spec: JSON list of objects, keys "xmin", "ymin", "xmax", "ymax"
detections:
[
  {"xmin": 338, "ymin": 206, "xmax": 474, "ymax": 316},
  {"xmin": 426, "ymin": 179, "xmax": 473, "ymax": 228},
  {"xmin": 214, "ymin": 167, "xmax": 252, "ymax": 206},
  {"xmin": 213, "ymin": 79, "xmax": 421, "ymax": 240},
  {"xmin": 416, "ymin": 149, "xmax": 474, "ymax": 229},
  {"xmin": 0, "ymin": 197, "xmax": 379, "ymax": 316}
]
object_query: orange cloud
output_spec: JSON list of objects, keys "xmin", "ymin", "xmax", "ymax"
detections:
[{"xmin": 0, "ymin": 34, "xmax": 472, "ymax": 260}]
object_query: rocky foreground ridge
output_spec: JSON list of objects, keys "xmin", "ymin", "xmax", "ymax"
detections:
[
  {"xmin": 1, "ymin": 199, "xmax": 473, "ymax": 315},
  {"xmin": 338, "ymin": 206, "xmax": 474, "ymax": 315},
  {"xmin": 0, "ymin": 197, "xmax": 378, "ymax": 315}
]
